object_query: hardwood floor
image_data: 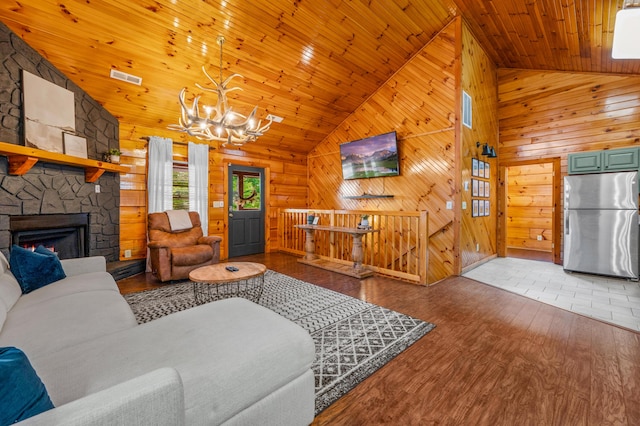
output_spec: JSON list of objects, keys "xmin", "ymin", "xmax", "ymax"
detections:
[{"xmin": 117, "ymin": 253, "xmax": 640, "ymax": 425}]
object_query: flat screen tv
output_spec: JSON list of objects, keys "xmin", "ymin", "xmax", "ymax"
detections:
[{"xmin": 340, "ymin": 131, "xmax": 399, "ymax": 180}]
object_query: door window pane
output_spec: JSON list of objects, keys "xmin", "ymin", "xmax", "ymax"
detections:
[{"xmin": 232, "ymin": 171, "xmax": 261, "ymax": 211}]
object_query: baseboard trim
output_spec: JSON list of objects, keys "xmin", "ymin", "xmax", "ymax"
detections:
[{"xmin": 461, "ymin": 254, "xmax": 498, "ymax": 275}]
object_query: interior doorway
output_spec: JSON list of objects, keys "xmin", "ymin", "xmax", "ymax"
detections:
[
  {"xmin": 499, "ymin": 159, "xmax": 561, "ymax": 264},
  {"xmin": 228, "ymin": 164, "xmax": 265, "ymax": 258}
]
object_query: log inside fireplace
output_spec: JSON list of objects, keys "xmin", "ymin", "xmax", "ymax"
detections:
[{"xmin": 10, "ymin": 214, "xmax": 89, "ymax": 259}]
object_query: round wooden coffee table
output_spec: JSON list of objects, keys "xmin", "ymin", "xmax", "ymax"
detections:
[{"xmin": 188, "ymin": 262, "xmax": 267, "ymax": 304}]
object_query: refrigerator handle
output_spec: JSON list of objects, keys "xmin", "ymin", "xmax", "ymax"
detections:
[{"xmin": 565, "ymin": 214, "xmax": 569, "ymax": 235}]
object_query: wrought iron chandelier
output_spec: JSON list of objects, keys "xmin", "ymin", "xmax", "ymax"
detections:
[{"xmin": 169, "ymin": 36, "xmax": 272, "ymax": 146}]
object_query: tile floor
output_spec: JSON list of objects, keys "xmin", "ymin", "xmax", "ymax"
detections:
[{"xmin": 463, "ymin": 257, "xmax": 640, "ymax": 332}]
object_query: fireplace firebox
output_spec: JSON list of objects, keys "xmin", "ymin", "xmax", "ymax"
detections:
[{"xmin": 10, "ymin": 214, "xmax": 89, "ymax": 260}]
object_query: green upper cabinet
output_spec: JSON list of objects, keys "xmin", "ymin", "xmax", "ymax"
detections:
[
  {"xmin": 568, "ymin": 151, "xmax": 602, "ymax": 174},
  {"xmin": 603, "ymin": 147, "xmax": 640, "ymax": 172},
  {"xmin": 569, "ymin": 147, "xmax": 640, "ymax": 174}
]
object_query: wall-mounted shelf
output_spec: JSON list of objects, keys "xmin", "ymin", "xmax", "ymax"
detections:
[
  {"xmin": 341, "ymin": 194, "xmax": 394, "ymax": 199},
  {"xmin": 0, "ymin": 141, "xmax": 128, "ymax": 183}
]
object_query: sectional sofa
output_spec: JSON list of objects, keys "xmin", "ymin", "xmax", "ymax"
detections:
[{"xmin": 0, "ymin": 252, "xmax": 316, "ymax": 425}]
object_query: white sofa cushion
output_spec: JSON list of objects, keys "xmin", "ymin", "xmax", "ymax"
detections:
[
  {"xmin": 0, "ymin": 290, "xmax": 137, "ymax": 357},
  {"xmin": 30, "ymin": 298, "xmax": 316, "ymax": 426},
  {"xmin": 13, "ymin": 272, "xmax": 120, "ymax": 310},
  {"xmin": 59, "ymin": 257, "xmax": 106, "ymax": 277},
  {"xmin": 0, "ymin": 254, "xmax": 114, "ymax": 332},
  {"xmin": 18, "ymin": 368, "xmax": 185, "ymax": 426},
  {"xmin": 0, "ymin": 254, "xmax": 136, "ymax": 356}
]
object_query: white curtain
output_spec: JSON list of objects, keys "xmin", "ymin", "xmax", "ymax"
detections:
[
  {"xmin": 146, "ymin": 136, "xmax": 173, "ymax": 271},
  {"xmin": 188, "ymin": 142, "xmax": 209, "ymax": 235},
  {"xmin": 147, "ymin": 136, "xmax": 173, "ymax": 213}
]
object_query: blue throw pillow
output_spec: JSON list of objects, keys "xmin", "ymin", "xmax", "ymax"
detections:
[
  {"xmin": 9, "ymin": 245, "xmax": 66, "ymax": 294},
  {"xmin": 0, "ymin": 347, "xmax": 54, "ymax": 425}
]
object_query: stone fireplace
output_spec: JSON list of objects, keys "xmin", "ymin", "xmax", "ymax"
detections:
[
  {"xmin": 0, "ymin": 163, "xmax": 120, "ymax": 261},
  {"xmin": 0, "ymin": 22, "xmax": 120, "ymax": 262},
  {"xmin": 10, "ymin": 214, "xmax": 89, "ymax": 259}
]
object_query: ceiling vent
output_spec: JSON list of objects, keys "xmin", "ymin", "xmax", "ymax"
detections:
[
  {"xmin": 109, "ymin": 69, "xmax": 142, "ymax": 86},
  {"xmin": 266, "ymin": 114, "xmax": 284, "ymax": 123}
]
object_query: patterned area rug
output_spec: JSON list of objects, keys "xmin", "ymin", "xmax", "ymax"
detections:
[{"xmin": 123, "ymin": 270, "xmax": 436, "ymax": 414}]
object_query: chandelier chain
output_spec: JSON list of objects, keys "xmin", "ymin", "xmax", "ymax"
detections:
[{"xmin": 217, "ymin": 36, "xmax": 224, "ymax": 83}]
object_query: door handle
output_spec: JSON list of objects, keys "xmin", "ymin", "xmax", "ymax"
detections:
[{"xmin": 565, "ymin": 215, "xmax": 569, "ymax": 235}]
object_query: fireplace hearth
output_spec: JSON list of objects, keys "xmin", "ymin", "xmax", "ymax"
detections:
[{"xmin": 10, "ymin": 214, "xmax": 89, "ymax": 260}]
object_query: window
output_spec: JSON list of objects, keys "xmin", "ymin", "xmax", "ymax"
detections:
[
  {"xmin": 173, "ymin": 162, "xmax": 189, "ymax": 210},
  {"xmin": 232, "ymin": 171, "xmax": 261, "ymax": 210}
]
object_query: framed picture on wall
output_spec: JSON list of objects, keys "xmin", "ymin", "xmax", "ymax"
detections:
[
  {"xmin": 484, "ymin": 181, "xmax": 490, "ymax": 197},
  {"xmin": 63, "ymin": 133, "xmax": 87, "ymax": 158},
  {"xmin": 472, "ymin": 179, "xmax": 479, "ymax": 197},
  {"xmin": 485, "ymin": 200, "xmax": 490, "ymax": 216},
  {"xmin": 478, "ymin": 179, "xmax": 485, "ymax": 197},
  {"xmin": 472, "ymin": 199, "xmax": 479, "ymax": 217},
  {"xmin": 479, "ymin": 199, "xmax": 485, "ymax": 216},
  {"xmin": 479, "ymin": 161, "xmax": 485, "ymax": 177},
  {"xmin": 472, "ymin": 158, "xmax": 479, "ymax": 177},
  {"xmin": 484, "ymin": 162, "xmax": 490, "ymax": 179}
]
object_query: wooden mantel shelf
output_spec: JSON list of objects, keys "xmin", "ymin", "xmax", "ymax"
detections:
[{"xmin": 0, "ymin": 141, "xmax": 128, "ymax": 183}]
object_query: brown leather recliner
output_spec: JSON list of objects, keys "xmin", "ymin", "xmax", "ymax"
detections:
[{"xmin": 147, "ymin": 211, "xmax": 222, "ymax": 282}]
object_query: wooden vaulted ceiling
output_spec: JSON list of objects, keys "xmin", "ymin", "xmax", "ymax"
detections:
[{"xmin": 1, "ymin": 0, "xmax": 638, "ymax": 156}]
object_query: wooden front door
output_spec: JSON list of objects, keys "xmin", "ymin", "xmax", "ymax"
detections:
[{"xmin": 228, "ymin": 164, "xmax": 265, "ymax": 257}]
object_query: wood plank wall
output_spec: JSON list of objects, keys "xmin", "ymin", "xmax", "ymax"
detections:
[
  {"xmin": 305, "ymin": 18, "xmax": 498, "ymax": 283},
  {"xmin": 499, "ymin": 69, "xmax": 640, "ymax": 169},
  {"xmin": 117, "ymin": 122, "xmax": 308, "ymax": 261},
  {"xmin": 306, "ymin": 19, "xmax": 459, "ymax": 284},
  {"xmin": 116, "ymin": 18, "xmax": 502, "ymax": 280},
  {"xmin": 459, "ymin": 22, "xmax": 499, "ymax": 271},
  {"xmin": 498, "ymin": 69, "xmax": 640, "ymax": 258}
]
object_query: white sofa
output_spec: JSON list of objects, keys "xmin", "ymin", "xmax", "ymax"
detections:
[{"xmin": 0, "ymin": 253, "xmax": 316, "ymax": 425}]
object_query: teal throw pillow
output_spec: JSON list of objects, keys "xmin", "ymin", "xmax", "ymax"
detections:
[
  {"xmin": 0, "ymin": 346, "xmax": 54, "ymax": 425},
  {"xmin": 9, "ymin": 245, "xmax": 66, "ymax": 294}
]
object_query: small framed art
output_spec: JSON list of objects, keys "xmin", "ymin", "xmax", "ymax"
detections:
[
  {"xmin": 472, "ymin": 179, "xmax": 479, "ymax": 197},
  {"xmin": 485, "ymin": 200, "xmax": 490, "ymax": 216},
  {"xmin": 63, "ymin": 133, "xmax": 88, "ymax": 158},
  {"xmin": 472, "ymin": 158, "xmax": 479, "ymax": 177},
  {"xmin": 472, "ymin": 199, "xmax": 479, "ymax": 217},
  {"xmin": 484, "ymin": 162, "xmax": 490, "ymax": 179},
  {"xmin": 484, "ymin": 181, "xmax": 490, "ymax": 197}
]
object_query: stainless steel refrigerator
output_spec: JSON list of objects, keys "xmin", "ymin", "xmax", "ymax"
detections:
[{"xmin": 564, "ymin": 171, "xmax": 639, "ymax": 279}]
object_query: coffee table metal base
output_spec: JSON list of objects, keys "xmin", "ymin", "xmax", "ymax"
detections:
[{"xmin": 193, "ymin": 275, "xmax": 264, "ymax": 304}]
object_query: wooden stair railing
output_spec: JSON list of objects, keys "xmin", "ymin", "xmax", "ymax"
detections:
[{"xmin": 278, "ymin": 209, "xmax": 428, "ymax": 284}]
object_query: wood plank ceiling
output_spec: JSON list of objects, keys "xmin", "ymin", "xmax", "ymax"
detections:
[{"xmin": 0, "ymin": 0, "xmax": 637, "ymax": 156}]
